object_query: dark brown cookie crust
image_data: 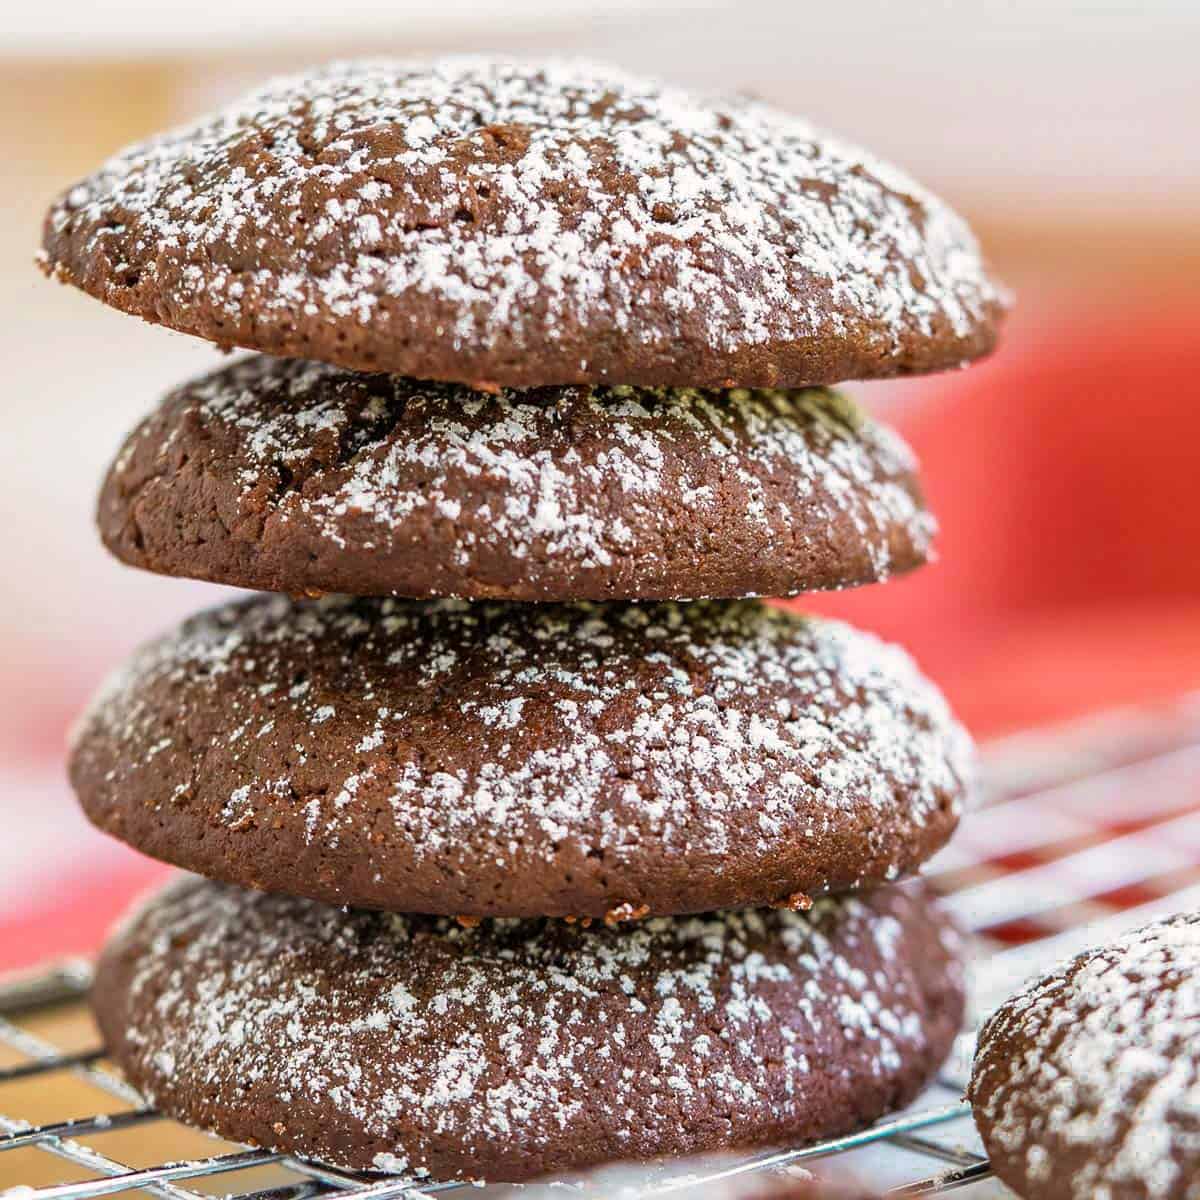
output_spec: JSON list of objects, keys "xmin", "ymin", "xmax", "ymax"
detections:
[
  {"xmin": 98, "ymin": 356, "xmax": 934, "ymax": 602},
  {"xmin": 93, "ymin": 877, "xmax": 965, "ymax": 1180},
  {"xmin": 969, "ymin": 912, "xmax": 1200, "ymax": 1200},
  {"xmin": 69, "ymin": 596, "xmax": 972, "ymax": 919},
  {"xmin": 42, "ymin": 58, "xmax": 1004, "ymax": 389}
]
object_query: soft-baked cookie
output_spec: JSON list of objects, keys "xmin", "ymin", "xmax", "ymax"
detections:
[
  {"xmin": 970, "ymin": 912, "xmax": 1200, "ymax": 1200},
  {"xmin": 42, "ymin": 57, "xmax": 1004, "ymax": 389},
  {"xmin": 93, "ymin": 877, "xmax": 964, "ymax": 1180},
  {"xmin": 98, "ymin": 356, "xmax": 934, "ymax": 601},
  {"xmin": 69, "ymin": 595, "xmax": 971, "ymax": 918}
]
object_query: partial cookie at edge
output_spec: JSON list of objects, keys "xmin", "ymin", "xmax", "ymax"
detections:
[{"xmin": 969, "ymin": 911, "xmax": 1200, "ymax": 1200}]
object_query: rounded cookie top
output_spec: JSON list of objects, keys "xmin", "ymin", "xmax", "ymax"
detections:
[
  {"xmin": 94, "ymin": 877, "xmax": 964, "ymax": 1180},
  {"xmin": 969, "ymin": 912, "xmax": 1200, "ymax": 1200},
  {"xmin": 69, "ymin": 596, "xmax": 972, "ymax": 919},
  {"xmin": 42, "ymin": 57, "xmax": 1004, "ymax": 389},
  {"xmin": 99, "ymin": 355, "xmax": 935, "ymax": 601}
]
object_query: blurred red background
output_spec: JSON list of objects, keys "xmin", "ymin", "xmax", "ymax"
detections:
[{"xmin": 811, "ymin": 289, "xmax": 1200, "ymax": 736}]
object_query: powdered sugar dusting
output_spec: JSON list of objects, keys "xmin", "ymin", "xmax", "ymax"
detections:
[
  {"xmin": 46, "ymin": 57, "xmax": 1001, "ymax": 381},
  {"xmin": 111, "ymin": 354, "xmax": 933, "ymax": 595},
  {"xmin": 102, "ymin": 877, "xmax": 963, "ymax": 1176},
  {"xmin": 74, "ymin": 596, "xmax": 972, "ymax": 907},
  {"xmin": 971, "ymin": 912, "xmax": 1200, "ymax": 1200}
]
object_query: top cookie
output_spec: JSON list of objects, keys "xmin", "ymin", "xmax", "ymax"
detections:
[
  {"xmin": 42, "ymin": 57, "xmax": 1004, "ymax": 389},
  {"xmin": 970, "ymin": 912, "xmax": 1200, "ymax": 1200}
]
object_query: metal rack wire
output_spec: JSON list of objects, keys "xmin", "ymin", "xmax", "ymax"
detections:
[{"xmin": 3, "ymin": 694, "xmax": 1200, "ymax": 1199}]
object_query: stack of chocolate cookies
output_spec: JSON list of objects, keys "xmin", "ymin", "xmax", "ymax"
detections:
[{"xmin": 43, "ymin": 59, "xmax": 1004, "ymax": 1183}]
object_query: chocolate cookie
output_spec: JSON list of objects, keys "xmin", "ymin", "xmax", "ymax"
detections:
[
  {"xmin": 42, "ymin": 58, "xmax": 1004, "ymax": 389},
  {"xmin": 93, "ymin": 877, "xmax": 964, "ymax": 1180},
  {"xmin": 970, "ymin": 912, "xmax": 1200, "ymax": 1200},
  {"xmin": 98, "ymin": 356, "xmax": 934, "ymax": 601},
  {"xmin": 69, "ymin": 595, "xmax": 971, "ymax": 918}
]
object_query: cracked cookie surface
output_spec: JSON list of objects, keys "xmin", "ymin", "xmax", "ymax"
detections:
[
  {"xmin": 42, "ymin": 57, "xmax": 1004, "ymax": 388},
  {"xmin": 98, "ymin": 355, "xmax": 934, "ymax": 601},
  {"xmin": 69, "ymin": 595, "xmax": 971, "ymax": 918},
  {"xmin": 94, "ymin": 876, "xmax": 964, "ymax": 1179}
]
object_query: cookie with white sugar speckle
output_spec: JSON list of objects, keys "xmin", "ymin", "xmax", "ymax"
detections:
[
  {"xmin": 42, "ymin": 57, "xmax": 1004, "ymax": 389},
  {"xmin": 969, "ymin": 912, "xmax": 1200, "ymax": 1200},
  {"xmin": 68, "ymin": 595, "xmax": 971, "ymax": 918},
  {"xmin": 98, "ymin": 355, "xmax": 935, "ymax": 601},
  {"xmin": 93, "ymin": 876, "xmax": 964, "ymax": 1180}
]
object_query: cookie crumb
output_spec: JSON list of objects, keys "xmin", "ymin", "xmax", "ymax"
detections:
[{"xmin": 604, "ymin": 902, "xmax": 650, "ymax": 926}]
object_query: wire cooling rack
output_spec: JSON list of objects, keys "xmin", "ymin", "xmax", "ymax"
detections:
[{"xmin": 3, "ymin": 693, "xmax": 1200, "ymax": 1199}]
